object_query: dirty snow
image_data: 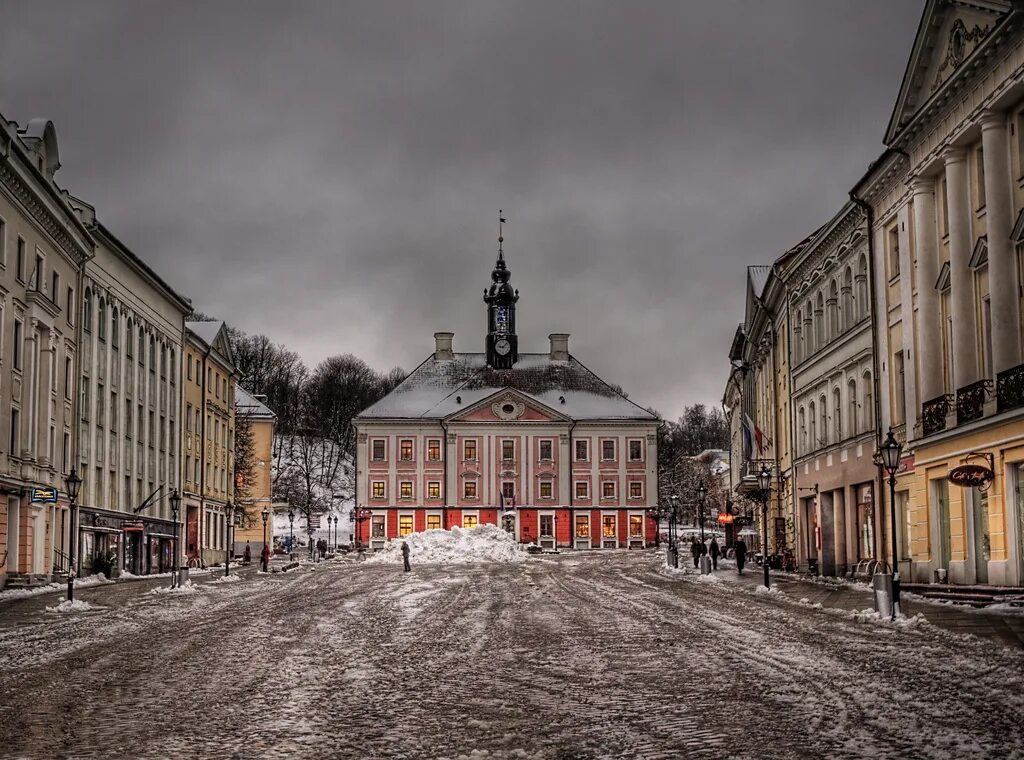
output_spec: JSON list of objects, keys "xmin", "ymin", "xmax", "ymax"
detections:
[
  {"xmin": 363, "ymin": 524, "xmax": 527, "ymax": 565},
  {"xmin": 45, "ymin": 599, "xmax": 103, "ymax": 613}
]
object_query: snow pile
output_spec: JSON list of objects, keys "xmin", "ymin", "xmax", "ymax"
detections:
[
  {"xmin": 754, "ymin": 584, "xmax": 784, "ymax": 596},
  {"xmin": 46, "ymin": 599, "xmax": 102, "ymax": 613},
  {"xmin": 0, "ymin": 573, "xmax": 112, "ymax": 600},
  {"xmin": 150, "ymin": 581, "xmax": 200, "ymax": 595},
  {"xmin": 364, "ymin": 525, "xmax": 527, "ymax": 565},
  {"xmin": 209, "ymin": 573, "xmax": 243, "ymax": 584}
]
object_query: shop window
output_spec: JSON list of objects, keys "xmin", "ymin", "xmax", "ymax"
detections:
[
  {"xmin": 371, "ymin": 515, "xmax": 385, "ymax": 538},
  {"xmin": 399, "ymin": 515, "xmax": 413, "ymax": 537},
  {"xmin": 575, "ymin": 515, "xmax": 589, "ymax": 537},
  {"xmin": 463, "ymin": 514, "xmax": 478, "ymax": 529},
  {"xmin": 539, "ymin": 514, "xmax": 554, "ymax": 536},
  {"xmin": 629, "ymin": 514, "xmax": 643, "ymax": 537},
  {"xmin": 602, "ymin": 515, "xmax": 616, "ymax": 538}
]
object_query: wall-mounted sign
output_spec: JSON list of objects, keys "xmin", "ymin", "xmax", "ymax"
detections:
[
  {"xmin": 30, "ymin": 487, "xmax": 58, "ymax": 503},
  {"xmin": 949, "ymin": 463, "xmax": 994, "ymax": 489},
  {"xmin": 718, "ymin": 513, "xmax": 735, "ymax": 524}
]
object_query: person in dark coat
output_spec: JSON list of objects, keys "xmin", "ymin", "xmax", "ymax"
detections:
[
  {"xmin": 243, "ymin": 542, "xmax": 252, "ymax": 565},
  {"xmin": 260, "ymin": 543, "xmax": 271, "ymax": 573},
  {"xmin": 735, "ymin": 538, "xmax": 747, "ymax": 575},
  {"xmin": 690, "ymin": 537, "xmax": 701, "ymax": 568},
  {"xmin": 709, "ymin": 537, "xmax": 721, "ymax": 571},
  {"xmin": 401, "ymin": 541, "xmax": 411, "ymax": 572}
]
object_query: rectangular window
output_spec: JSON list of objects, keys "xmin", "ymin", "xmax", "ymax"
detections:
[
  {"xmin": 13, "ymin": 319, "xmax": 22, "ymax": 371},
  {"xmin": 427, "ymin": 514, "xmax": 441, "ymax": 531},
  {"xmin": 463, "ymin": 514, "xmax": 478, "ymax": 529},
  {"xmin": 51, "ymin": 271, "xmax": 59, "ymax": 305},
  {"xmin": 502, "ymin": 439, "xmax": 515, "ymax": 461},
  {"xmin": 629, "ymin": 439, "xmax": 643, "ymax": 461},
  {"xmin": 464, "ymin": 480, "xmax": 477, "ymax": 499},
  {"xmin": 66, "ymin": 287, "xmax": 74, "ymax": 324},
  {"xmin": 602, "ymin": 515, "xmax": 616, "ymax": 538},
  {"xmin": 464, "ymin": 439, "xmax": 477, "ymax": 461},
  {"xmin": 575, "ymin": 439, "xmax": 588, "ymax": 461},
  {"xmin": 629, "ymin": 482, "xmax": 643, "ymax": 499},
  {"xmin": 187, "ymin": 354, "xmax": 193, "ymax": 380},
  {"xmin": 602, "ymin": 439, "xmax": 615, "ymax": 461},
  {"xmin": 372, "ymin": 481, "xmax": 385, "ymax": 499},
  {"xmin": 539, "ymin": 440, "xmax": 552, "ymax": 461},
  {"xmin": 111, "ymin": 391, "xmax": 118, "ymax": 431},
  {"xmin": 887, "ymin": 224, "xmax": 900, "ymax": 278},
  {"xmin": 427, "ymin": 439, "xmax": 441, "ymax": 461},
  {"xmin": 629, "ymin": 514, "xmax": 643, "ymax": 538},
  {"xmin": 399, "ymin": 515, "xmax": 413, "ymax": 537},
  {"xmin": 894, "ymin": 351, "xmax": 906, "ymax": 425},
  {"xmin": 427, "ymin": 481, "xmax": 440, "ymax": 499},
  {"xmin": 939, "ymin": 177, "xmax": 949, "ymax": 237},
  {"xmin": 540, "ymin": 514, "xmax": 554, "ymax": 536},
  {"xmin": 32, "ymin": 252, "xmax": 42, "ymax": 291},
  {"xmin": 539, "ymin": 481, "xmax": 553, "ymax": 499},
  {"xmin": 575, "ymin": 515, "xmax": 590, "ymax": 537},
  {"xmin": 400, "ymin": 439, "xmax": 413, "ymax": 461},
  {"xmin": 62, "ymin": 432, "xmax": 70, "ymax": 473},
  {"xmin": 64, "ymin": 357, "xmax": 72, "ymax": 400},
  {"xmin": 575, "ymin": 481, "xmax": 589, "ymax": 499},
  {"xmin": 9, "ymin": 408, "xmax": 19, "ymax": 455},
  {"xmin": 502, "ymin": 482, "xmax": 515, "ymax": 500},
  {"xmin": 0, "ymin": 216, "xmax": 5, "ymax": 266},
  {"xmin": 400, "ymin": 481, "xmax": 413, "ymax": 499},
  {"xmin": 125, "ymin": 401, "xmax": 132, "ymax": 438},
  {"xmin": 975, "ymin": 145, "xmax": 986, "ymax": 210},
  {"xmin": 372, "ymin": 439, "xmax": 385, "ymax": 461},
  {"xmin": 16, "ymin": 237, "xmax": 25, "ymax": 282},
  {"xmin": 602, "ymin": 481, "xmax": 615, "ymax": 499},
  {"xmin": 371, "ymin": 515, "xmax": 385, "ymax": 538}
]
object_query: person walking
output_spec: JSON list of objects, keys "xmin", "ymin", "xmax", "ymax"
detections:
[
  {"xmin": 690, "ymin": 537, "xmax": 701, "ymax": 569},
  {"xmin": 243, "ymin": 542, "xmax": 251, "ymax": 565},
  {"xmin": 260, "ymin": 543, "xmax": 271, "ymax": 573},
  {"xmin": 401, "ymin": 540, "xmax": 411, "ymax": 572},
  {"xmin": 735, "ymin": 537, "xmax": 747, "ymax": 575},
  {"xmin": 710, "ymin": 537, "xmax": 721, "ymax": 571}
]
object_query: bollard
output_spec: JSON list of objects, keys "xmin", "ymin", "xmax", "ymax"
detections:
[{"xmin": 872, "ymin": 572, "xmax": 893, "ymax": 617}]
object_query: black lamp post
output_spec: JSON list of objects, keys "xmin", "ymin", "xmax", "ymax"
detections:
[
  {"xmin": 261, "ymin": 507, "xmax": 270, "ymax": 572},
  {"xmin": 169, "ymin": 488, "xmax": 181, "ymax": 589},
  {"xmin": 696, "ymin": 483, "xmax": 707, "ymax": 546},
  {"xmin": 333, "ymin": 515, "xmax": 339, "ymax": 549},
  {"xmin": 64, "ymin": 468, "xmax": 83, "ymax": 602},
  {"xmin": 669, "ymin": 493, "xmax": 679, "ymax": 568},
  {"xmin": 224, "ymin": 501, "xmax": 233, "ymax": 578},
  {"xmin": 288, "ymin": 508, "xmax": 295, "ymax": 560},
  {"xmin": 879, "ymin": 428, "xmax": 904, "ymax": 619},
  {"xmin": 757, "ymin": 464, "xmax": 772, "ymax": 589}
]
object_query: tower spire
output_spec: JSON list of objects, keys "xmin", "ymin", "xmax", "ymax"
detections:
[{"xmin": 498, "ymin": 209, "xmax": 506, "ymax": 260}]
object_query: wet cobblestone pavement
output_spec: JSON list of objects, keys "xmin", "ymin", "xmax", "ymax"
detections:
[{"xmin": 1, "ymin": 552, "xmax": 1022, "ymax": 759}]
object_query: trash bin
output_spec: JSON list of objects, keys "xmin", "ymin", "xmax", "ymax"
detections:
[
  {"xmin": 699, "ymin": 555, "xmax": 712, "ymax": 575},
  {"xmin": 667, "ymin": 546, "xmax": 679, "ymax": 568},
  {"xmin": 872, "ymin": 572, "xmax": 893, "ymax": 617}
]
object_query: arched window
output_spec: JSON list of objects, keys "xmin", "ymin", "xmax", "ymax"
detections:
[
  {"xmin": 815, "ymin": 291, "xmax": 825, "ymax": 346},
  {"xmin": 138, "ymin": 328, "xmax": 145, "ymax": 366},
  {"xmin": 856, "ymin": 255, "xmax": 869, "ymax": 320},
  {"xmin": 842, "ymin": 267, "xmax": 854, "ymax": 329},
  {"xmin": 808, "ymin": 401, "xmax": 817, "ymax": 452},
  {"xmin": 798, "ymin": 407, "xmax": 806, "ymax": 454},
  {"xmin": 819, "ymin": 395, "xmax": 827, "ymax": 446},
  {"xmin": 169, "ymin": 349, "xmax": 176, "ymax": 385},
  {"xmin": 828, "ymin": 279, "xmax": 840, "ymax": 339},
  {"xmin": 794, "ymin": 309, "xmax": 803, "ymax": 363},
  {"xmin": 848, "ymin": 378, "xmax": 858, "ymax": 436},
  {"xmin": 98, "ymin": 298, "xmax": 106, "ymax": 340},
  {"xmin": 805, "ymin": 300, "xmax": 814, "ymax": 352},
  {"xmin": 83, "ymin": 288, "xmax": 92, "ymax": 333},
  {"xmin": 862, "ymin": 371, "xmax": 874, "ymax": 431},
  {"xmin": 833, "ymin": 387, "xmax": 842, "ymax": 441},
  {"xmin": 126, "ymin": 319, "xmax": 133, "ymax": 357},
  {"xmin": 111, "ymin": 308, "xmax": 119, "ymax": 348},
  {"xmin": 149, "ymin": 335, "xmax": 156, "ymax": 373}
]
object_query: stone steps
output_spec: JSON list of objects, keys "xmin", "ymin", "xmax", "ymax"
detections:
[{"xmin": 902, "ymin": 582, "xmax": 1024, "ymax": 608}]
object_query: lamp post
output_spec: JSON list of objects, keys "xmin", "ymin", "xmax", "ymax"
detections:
[
  {"xmin": 261, "ymin": 507, "xmax": 270, "ymax": 572},
  {"xmin": 669, "ymin": 493, "xmax": 679, "ymax": 568},
  {"xmin": 169, "ymin": 488, "xmax": 181, "ymax": 589},
  {"xmin": 757, "ymin": 464, "xmax": 772, "ymax": 589},
  {"xmin": 288, "ymin": 508, "xmax": 295, "ymax": 560},
  {"xmin": 696, "ymin": 483, "xmax": 707, "ymax": 546},
  {"xmin": 879, "ymin": 428, "xmax": 904, "ymax": 619},
  {"xmin": 333, "ymin": 515, "xmax": 339, "ymax": 550},
  {"xmin": 224, "ymin": 501, "xmax": 233, "ymax": 578},
  {"xmin": 64, "ymin": 468, "xmax": 83, "ymax": 602}
]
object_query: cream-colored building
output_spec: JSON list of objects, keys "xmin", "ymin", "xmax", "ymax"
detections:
[
  {"xmin": 182, "ymin": 321, "xmax": 236, "ymax": 567},
  {"xmin": 232, "ymin": 385, "xmax": 275, "ymax": 557},
  {"xmin": 0, "ymin": 116, "xmax": 92, "ymax": 589},
  {"xmin": 69, "ymin": 198, "xmax": 190, "ymax": 577}
]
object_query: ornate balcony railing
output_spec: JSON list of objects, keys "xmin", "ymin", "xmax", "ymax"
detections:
[
  {"xmin": 996, "ymin": 363, "xmax": 1024, "ymax": 414},
  {"xmin": 956, "ymin": 379, "xmax": 991, "ymax": 426},
  {"xmin": 891, "ymin": 422, "xmax": 907, "ymax": 447},
  {"xmin": 921, "ymin": 394, "xmax": 953, "ymax": 437}
]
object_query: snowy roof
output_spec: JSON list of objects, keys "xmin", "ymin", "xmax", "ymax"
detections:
[
  {"xmin": 358, "ymin": 353, "xmax": 656, "ymax": 422},
  {"xmin": 235, "ymin": 385, "xmax": 276, "ymax": 420},
  {"xmin": 185, "ymin": 320, "xmax": 223, "ymax": 347}
]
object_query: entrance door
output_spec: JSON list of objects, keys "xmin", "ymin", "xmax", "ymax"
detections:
[
  {"xmin": 539, "ymin": 513, "xmax": 554, "ymax": 549},
  {"xmin": 5, "ymin": 496, "xmax": 19, "ymax": 574},
  {"xmin": 1015, "ymin": 464, "xmax": 1024, "ymax": 585},
  {"xmin": 936, "ymin": 478, "xmax": 951, "ymax": 577},
  {"xmin": 971, "ymin": 487, "xmax": 990, "ymax": 585}
]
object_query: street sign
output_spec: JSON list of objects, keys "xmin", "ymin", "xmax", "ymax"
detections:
[
  {"xmin": 30, "ymin": 487, "xmax": 58, "ymax": 503},
  {"xmin": 309, "ymin": 515, "xmax": 321, "ymax": 529}
]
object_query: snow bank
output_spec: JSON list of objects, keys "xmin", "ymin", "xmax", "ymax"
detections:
[
  {"xmin": 0, "ymin": 573, "xmax": 112, "ymax": 601},
  {"xmin": 150, "ymin": 581, "xmax": 200, "ymax": 595},
  {"xmin": 46, "ymin": 599, "xmax": 102, "ymax": 613},
  {"xmin": 364, "ymin": 525, "xmax": 526, "ymax": 565},
  {"xmin": 208, "ymin": 573, "xmax": 243, "ymax": 584}
]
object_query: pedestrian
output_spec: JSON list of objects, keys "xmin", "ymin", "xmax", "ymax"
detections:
[
  {"xmin": 735, "ymin": 537, "xmax": 747, "ymax": 575},
  {"xmin": 710, "ymin": 537, "xmax": 720, "ymax": 571},
  {"xmin": 690, "ymin": 537, "xmax": 701, "ymax": 569},
  {"xmin": 260, "ymin": 543, "xmax": 271, "ymax": 573},
  {"xmin": 401, "ymin": 540, "xmax": 411, "ymax": 572},
  {"xmin": 243, "ymin": 542, "xmax": 251, "ymax": 565}
]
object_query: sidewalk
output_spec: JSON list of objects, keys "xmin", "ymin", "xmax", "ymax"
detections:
[{"xmin": 702, "ymin": 560, "xmax": 1024, "ymax": 648}]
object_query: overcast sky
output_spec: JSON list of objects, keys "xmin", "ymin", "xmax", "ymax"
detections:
[{"xmin": 1, "ymin": 0, "xmax": 922, "ymax": 416}]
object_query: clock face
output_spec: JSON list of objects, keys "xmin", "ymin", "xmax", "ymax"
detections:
[{"xmin": 495, "ymin": 338, "xmax": 511, "ymax": 356}]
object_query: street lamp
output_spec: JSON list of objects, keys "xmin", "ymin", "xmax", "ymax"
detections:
[
  {"xmin": 64, "ymin": 468, "xmax": 83, "ymax": 602},
  {"xmin": 757, "ymin": 464, "xmax": 772, "ymax": 589},
  {"xmin": 669, "ymin": 493, "xmax": 679, "ymax": 568},
  {"xmin": 224, "ymin": 501, "xmax": 233, "ymax": 578},
  {"xmin": 879, "ymin": 428, "xmax": 904, "ymax": 619},
  {"xmin": 288, "ymin": 508, "xmax": 295, "ymax": 560},
  {"xmin": 261, "ymin": 507, "xmax": 270, "ymax": 572},
  {"xmin": 696, "ymin": 483, "xmax": 707, "ymax": 546},
  {"xmin": 333, "ymin": 515, "xmax": 339, "ymax": 550},
  {"xmin": 169, "ymin": 488, "xmax": 181, "ymax": 589}
]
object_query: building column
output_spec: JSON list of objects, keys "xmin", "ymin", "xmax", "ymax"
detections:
[
  {"xmin": 944, "ymin": 148, "xmax": 980, "ymax": 389},
  {"xmin": 833, "ymin": 488, "xmax": 847, "ymax": 575},
  {"xmin": 981, "ymin": 110, "xmax": 1022, "ymax": 375}
]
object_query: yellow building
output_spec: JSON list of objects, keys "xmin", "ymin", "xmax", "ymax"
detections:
[
  {"xmin": 858, "ymin": 0, "xmax": 1024, "ymax": 586},
  {"xmin": 182, "ymin": 321, "xmax": 235, "ymax": 567},
  {"xmin": 232, "ymin": 386, "xmax": 275, "ymax": 559}
]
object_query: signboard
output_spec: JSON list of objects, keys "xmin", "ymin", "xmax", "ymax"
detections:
[
  {"xmin": 309, "ymin": 515, "xmax": 321, "ymax": 529},
  {"xmin": 949, "ymin": 463, "xmax": 995, "ymax": 489},
  {"xmin": 30, "ymin": 487, "xmax": 58, "ymax": 503},
  {"xmin": 718, "ymin": 513, "xmax": 735, "ymax": 524},
  {"xmin": 122, "ymin": 522, "xmax": 144, "ymax": 532}
]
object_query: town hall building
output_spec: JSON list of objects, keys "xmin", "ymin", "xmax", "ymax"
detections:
[{"xmin": 353, "ymin": 238, "xmax": 659, "ymax": 549}]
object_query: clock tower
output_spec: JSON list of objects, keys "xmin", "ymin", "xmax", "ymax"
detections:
[{"xmin": 484, "ymin": 213, "xmax": 519, "ymax": 369}]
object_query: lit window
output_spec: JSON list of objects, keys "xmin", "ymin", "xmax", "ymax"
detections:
[
  {"xmin": 464, "ymin": 440, "xmax": 477, "ymax": 461},
  {"xmin": 575, "ymin": 515, "xmax": 589, "ymax": 537},
  {"xmin": 602, "ymin": 440, "xmax": 615, "ymax": 460},
  {"xmin": 427, "ymin": 439, "xmax": 440, "ymax": 461},
  {"xmin": 575, "ymin": 440, "xmax": 588, "ymax": 461},
  {"xmin": 372, "ymin": 439, "xmax": 385, "ymax": 461},
  {"xmin": 426, "ymin": 514, "xmax": 441, "ymax": 530},
  {"xmin": 464, "ymin": 480, "xmax": 477, "ymax": 499},
  {"xmin": 539, "ymin": 481, "xmax": 553, "ymax": 499},
  {"xmin": 502, "ymin": 440, "xmax": 515, "ymax": 461},
  {"xmin": 372, "ymin": 481, "xmax": 385, "ymax": 499},
  {"xmin": 629, "ymin": 514, "xmax": 643, "ymax": 537},
  {"xmin": 575, "ymin": 481, "xmax": 588, "ymax": 499},
  {"xmin": 602, "ymin": 482, "xmax": 615, "ymax": 499},
  {"xmin": 399, "ymin": 515, "xmax": 413, "ymax": 537},
  {"xmin": 428, "ymin": 482, "xmax": 440, "ymax": 499},
  {"xmin": 463, "ymin": 514, "xmax": 478, "ymax": 529},
  {"xmin": 539, "ymin": 440, "xmax": 552, "ymax": 461},
  {"xmin": 630, "ymin": 482, "xmax": 643, "ymax": 499},
  {"xmin": 400, "ymin": 440, "xmax": 413, "ymax": 461},
  {"xmin": 629, "ymin": 440, "xmax": 643, "ymax": 461},
  {"xmin": 603, "ymin": 515, "xmax": 616, "ymax": 537},
  {"xmin": 400, "ymin": 481, "xmax": 413, "ymax": 499}
]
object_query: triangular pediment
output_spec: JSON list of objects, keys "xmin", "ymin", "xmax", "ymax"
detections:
[
  {"xmin": 1011, "ymin": 208, "xmax": 1024, "ymax": 244},
  {"xmin": 446, "ymin": 388, "xmax": 569, "ymax": 424},
  {"xmin": 969, "ymin": 235, "xmax": 988, "ymax": 269},
  {"xmin": 885, "ymin": 0, "xmax": 1010, "ymax": 146},
  {"xmin": 935, "ymin": 261, "xmax": 951, "ymax": 291}
]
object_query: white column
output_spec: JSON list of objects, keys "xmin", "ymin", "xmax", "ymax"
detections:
[
  {"xmin": 911, "ymin": 177, "xmax": 943, "ymax": 401},
  {"xmin": 944, "ymin": 148, "xmax": 980, "ymax": 388},
  {"xmin": 981, "ymin": 110, "xmax": 1021, "ymax": 374}
]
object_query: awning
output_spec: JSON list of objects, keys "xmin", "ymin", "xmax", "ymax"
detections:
[{"xmin": 80, "ymin": 525, "xmax": 122, "ymax": 534}]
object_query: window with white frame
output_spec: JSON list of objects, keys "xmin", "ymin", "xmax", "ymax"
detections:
[
  {"xmin": 502, "ymin": 439, "xmax": 515, "ymax": 461},
  {"xmin": 575, "ymin": 439, "xmax": 588, "ymax": 461},
  {"xmin": 629, "ymin": 481, "xmax": 643, "ymax": 499},
  {"xmin": 399, "ymin": 514, "xmax": 413, "ymax": 537},
  {"xmin": 539, "ymin": 439, "xmax": 553, "ymax": 460},
  {"xmin": 371, "ymin": 439, "xmax": 386, "ymax": 461},
  {"xmin": 426, "ymin": 513, "xmax": 441, "ymax": 530},
  {"xmin": 400, "ymin": 481, "xmax": 413, "ymax": 499},
  {"xmin": 372, "ymin": 481, "xmax": 386, "ymax": 499},
  {"xmin": 602, "ymin": 481, "xmax": 615, "ymax": 499},
  {"xmin": 628, "ymin": 439, "xmax": 643, "ymax": 461},
  {"xmin": 575, "ymin": 481, "xmax": 589, "ymax": 499},
  {"xmin": 400, "ymin": 439, "xmax": 413, "ymax": 461},
  {"xmin": 427, "ymin": 439, "xmax": 441, "ymax": 461},
  {"xmin": 602, "ymin": 439, "xmax": 615, "ymax": 460},
  {"xmin": 464, "ymin": 439, "xmax": 477, "ymax": 461},
  {"xmin": 464, "ymin": 480, "xmax": 477, "ymax": 499},
  {"xmin": 539, "ymin": 480, "xmax": 553, "ymax": 499},
  {"xmin": 427, "ymin": 481, "xmax": 440, "ymax": 499}
]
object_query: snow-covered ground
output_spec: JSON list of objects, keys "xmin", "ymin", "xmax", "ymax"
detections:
[
  {"xmin": 0, "ymin": 551, "xmax": 1020, "ymax": 759},
  {"xmin": 363, "ymin": 523, "xmax": 527, "ymax": 565}
]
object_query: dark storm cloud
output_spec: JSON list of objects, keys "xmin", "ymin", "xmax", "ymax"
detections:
[{"xmin": 0, "ymin": 0, "xmax": 921, "ymax": 415}]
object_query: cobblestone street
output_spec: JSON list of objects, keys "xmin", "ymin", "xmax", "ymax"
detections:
[{"xmin": 1, "ymin": 552, "xmax": 1022, "ymax": 759}]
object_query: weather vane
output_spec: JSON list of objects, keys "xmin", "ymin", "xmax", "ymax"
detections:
[{"xmin": 498, "ymin": 209, "xmax": 506, "ymax": 255}]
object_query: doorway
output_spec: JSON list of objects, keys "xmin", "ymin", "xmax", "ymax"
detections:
[
  {"xmin": 935, "ymin": 478, "xmax": 951, "ymax": 578},
  {"xmin": 970, "ymin": 487, "xmax": 990, "ymax": 585}
]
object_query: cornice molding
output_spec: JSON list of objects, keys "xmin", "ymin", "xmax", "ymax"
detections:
[
  {"xmin": 0, "ymin": 160, "xmax": 90, "ymax": 264},
  {"xmin": 788, "ymin": 213, "xmax": 868, "ymax": 303}
]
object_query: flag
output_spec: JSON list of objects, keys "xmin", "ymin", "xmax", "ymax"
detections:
[
  {"xmin": 499, "ymin": 489, "xmax": 505, "ymax": 511},
  {"xmin": 743, "ymin": 413, "xmax": 768, "ymax": 459}
]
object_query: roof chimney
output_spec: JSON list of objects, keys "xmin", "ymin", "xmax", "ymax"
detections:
[
  {"xmin": 434, "ymin": 331, "xmax": 455, "ymax": 361},
  {"xmin": 549, "ymin": 333, "xmax": 570, "ymax": 362}
]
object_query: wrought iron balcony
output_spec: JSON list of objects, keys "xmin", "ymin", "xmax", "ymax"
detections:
[
  {"xmin": 996, "ymin": 363, "xmax": 1024, "ymax": 414},
  {"xmin": 891, "ymin": 423, "xmax": 907, "ymax": 447},
  {"xmin": 956, "ymin": 379, "xmax": 991, "ymax": 426},
  {"xmin": 921, "ymin": 394, "xmax": 953, "ymax": 437}
]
